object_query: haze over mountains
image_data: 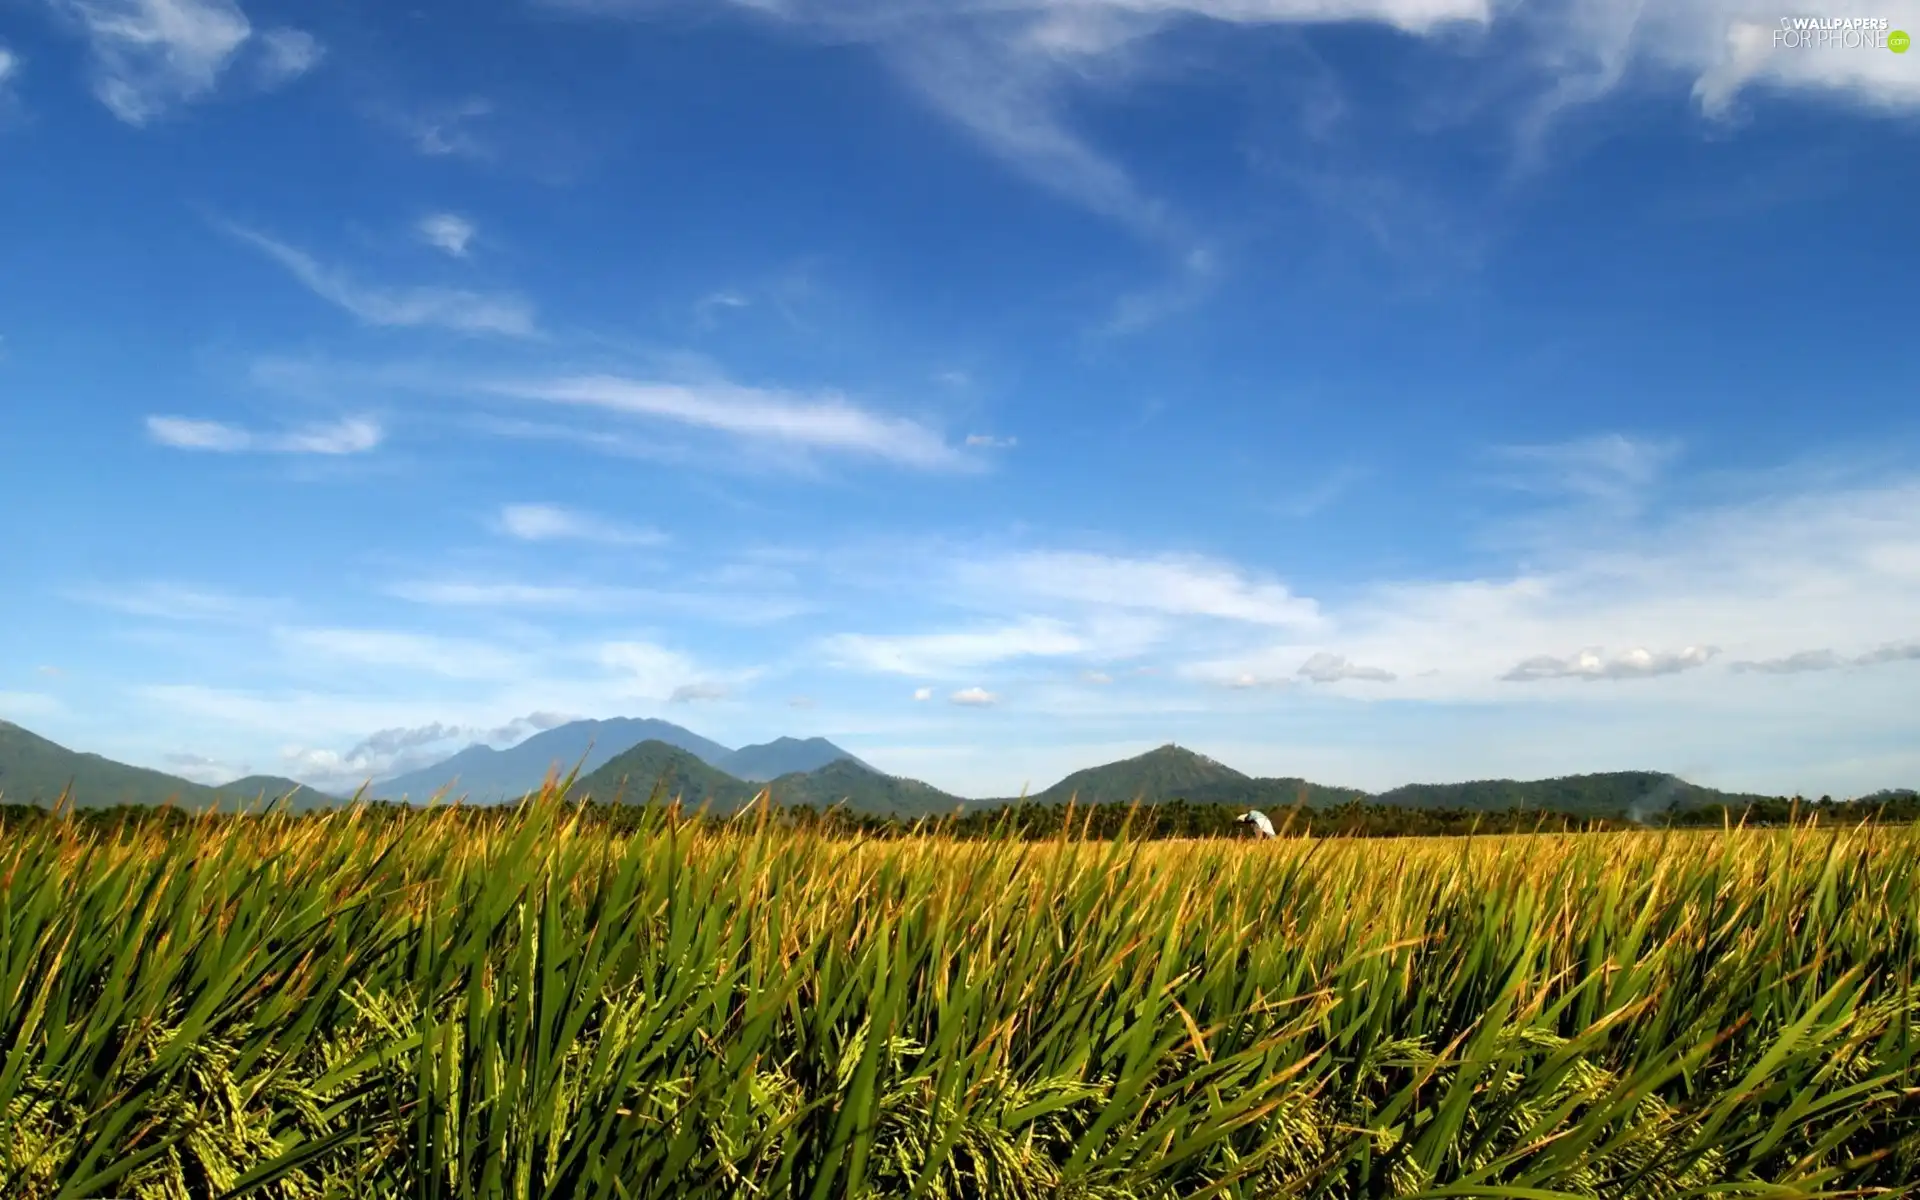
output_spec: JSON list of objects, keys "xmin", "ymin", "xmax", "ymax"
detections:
[{"xmin": 1, "ymin": 715, "xmax": 1865, "ymax": 822}]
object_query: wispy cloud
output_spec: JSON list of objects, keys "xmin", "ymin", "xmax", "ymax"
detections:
[
  {"xmin": 1732, "ymin": 641, "xmax": 1920, "ymax": 674},
  {"xmin": 0, "ymin": 44, "xmax": 18, "ymax": 91},
  {"xmin": 417, "ymin": 213, "xmax": 477, "ymax": 258},
  {"xmin": 254, "ymin": 27, "xmax": 323, "ymax": 86},
  {"xmin": 76, "ymin": 581, "xmax": 278, "ymax": 622},
  {"xmin": 1269, "ymin": 465, "xmax": 1368, "ymax": 519},
  {"xmin": 950, "ymin": 686, "xmax": 998, "ymax": 707},
  {"xmin": 404, "ymin": 97, "xmax": 494, "ymax": 158},
  {"xmin": 146, "ymin": 414, "xmax": 383, "ymax": 454},
  {"xmin": 492, "ymin": 374, "xmax": 969, "ymax": 469},
  {"xmin": 1859, "ymin": 641, "xmax": 1920, "ymax": 667},
  {"xmin": 495, "ymin": 502, "xmax": 666, "ymax": 546},
  {"xmin": 1500, "ymin": 645, "xmax": 1719, "ymax": 682},
  {"xmin": 1297, "ymin": 652, "xmax": 1396, "ymax": 683},
  {"xmin": 912, "ymin": 686, "xmax": 933, "ymax": 701},
  {"xmin": 694, "ymin": 290, "xmax": 750, "ymax": 328},
  {"xmin": 52, "ymin": 0, "xmax": 320, "ymax": 124},
  {"xmin": 965, "ymin": 433, "xmax": 1017, "ymax": 449},
  {"xmin": 284, "ymin": 711, "xmax": 574, "ymax": 787},
  {"xmin": 54, "ymin": 0, "xmax": 249, "ymax": 123},
  {"xmin": 1729, "ymin": 649, "xmax": 1848, "ymax": 675},
  {"xmin": 223, "ymin": 225, "xmax": 537, "ymax": 336},
  {"xmin": 669, "ymin": 681, "xmax": 730, "ymax": 703},
  {"xmin": 1490, "ymin": 434, "xmax": 1681, "ymax": 510}
]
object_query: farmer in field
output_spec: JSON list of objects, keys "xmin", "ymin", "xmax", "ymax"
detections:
[{"xmin": 1236, "ymin": 810, "xmax": 1276, "ymax": 839}]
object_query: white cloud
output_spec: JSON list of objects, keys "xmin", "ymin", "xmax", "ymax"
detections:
[
  {"xmin": 493, "ymin": 374, "xmax": 968, "ymax": 469},
  {"xmin": 254, "ymin": 26, "xmax": 322, "ymax": 85},
  {"xmin": 128, "ymin": 687, "xmax": 591, "ymax": 792},
  {"xmin": 223, "ymin": 225, "xmax": 537, "ymax": 336},
  {"xmin": 966, "ymin": 433, "xmax": 1018, "ymax": 449},
  {"xmin": 670, "ymin": 682, "xmax": 731, "ymax": 703},
  {"xmin": 54, "ymin": 0, "xmax": 251, "ymax": 123},
  {"xmin": 417, "ymin": 213, "xmax": 477, "ymax": 258},
  {"xmin": 1501, "ymin": 645, "xmax": 1719, "ymax": 682},
  {"xmin": 823, "ymin": 618, "xmax": 1085, "ymax": 676},
  {"xmin": 572, "ymin": 0, "xmax": 1920, "ymax": 317},
  {"xmin": 280, "ymin": 721, "xmax": 498, "ymax": 790},
  {"xmin": 146, "ymin": 414, "xmax": 382, "ymax": 454},
  {"xmin": 1689, "ymin": 8, "xmax": 1920, "ymax": 115},
  {"xmin": 1297, "ymin": 651, "xmax": 1396, "ymax": 683},
  {"xmin": 970, "ymin": 550, "xmax": 1321, "ymax": 627},
  {"xmin": 271, "ymin": 711, "xmax": 581, "ymax": 790},
  {"xmin": 496, "ymin": 502, "xmax": 666, "ymax": 545},
  {"xmin": 950, "ymin": 686, "xmax": 998, "ymax": 706},
  {"xmin": 1119, "ymin": 461, "xmax": 1920, "ymax": 712},
  {"xmin": 0, "ymin": 44, "xmax": 18, "ymax": 89},
  {"xmin": 912, "ymin": 686, "xmax": 934, "ymax": 701}
]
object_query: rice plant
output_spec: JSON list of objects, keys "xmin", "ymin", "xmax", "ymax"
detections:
[{"xmin": 3, "ymin": 787, "xmax": 1918, "ymax": 1198}]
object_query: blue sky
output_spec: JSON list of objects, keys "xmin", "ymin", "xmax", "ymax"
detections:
[{"xmin": 1, "ymin": 0, "xmax": 1916, "ymax": 799}]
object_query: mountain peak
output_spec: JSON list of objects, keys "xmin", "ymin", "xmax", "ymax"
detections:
[
  {"xmin": 1030, "ymin": 742, "xmax": 1250, "ymax": 805},
  {"xmin": 721, "ymin": 736, "xmax": 867, "ymax": 782},
  {"xmin": 374, "ymin": 717, "xmax": 734, "ymax": 803}
]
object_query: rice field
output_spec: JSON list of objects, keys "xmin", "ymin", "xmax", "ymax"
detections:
[{"xmin": 4, "ymin": 791, "xmax": 1919, "ymax": 1198}]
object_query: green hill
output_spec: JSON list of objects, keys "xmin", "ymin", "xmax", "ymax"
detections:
[
  {"xmin": 1003, "ymin": 744, "xmax": 1366, "ymax": 810},
  {"xmin": 569, "ymin": 746, "xmax": 966, "ymax": 820},
  {"xmin": 211, "ymin": 775, "xmax": 338, "ymax": 811},
  {"xmin": 763, "ymin": 759, "xmax": 966, "ymax": 819},
  {"xmin": 1183, "ymin": 776, "xmax": 1372, "ymax": 811},
  {"xmin": 1023, "ymin": 743, "xmax": 1249, "ymax": 806},
  {"xmin": 1371, "ymin": 771, "xmax": 1779, "ymax": 819},
  {"xmin": 573, "ymin": 740, "xmax": 760, "ymax": 808},
  {"xmin": 0, "ymin": 720, "xmax": 219, "ymax": 809}
]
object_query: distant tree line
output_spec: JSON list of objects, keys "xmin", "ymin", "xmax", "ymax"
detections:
[
  {"xmin": 1649, "ymin": 791, "xmax": 1920, "ymax": 828},
  {"xmin": 6, "ymin": 790, "xmax": 1918, "ymax": 840}
]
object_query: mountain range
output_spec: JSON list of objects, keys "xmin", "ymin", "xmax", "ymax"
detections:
[
  {"xmin": 372, "ymin": 720, "xmax": 870, "ymax": 802},
  {"xmin": 0, "ymin": 721, "xmax": 336, "ymax": 811},
  {"xmin": 0, "ymin": 716, "xmax": 1826, "ymax": 821}
]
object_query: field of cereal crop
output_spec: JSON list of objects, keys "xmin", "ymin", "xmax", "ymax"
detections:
[{"xmin": 4, "ymin": 791, "xmax": 1918, "ymax": 1198}]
